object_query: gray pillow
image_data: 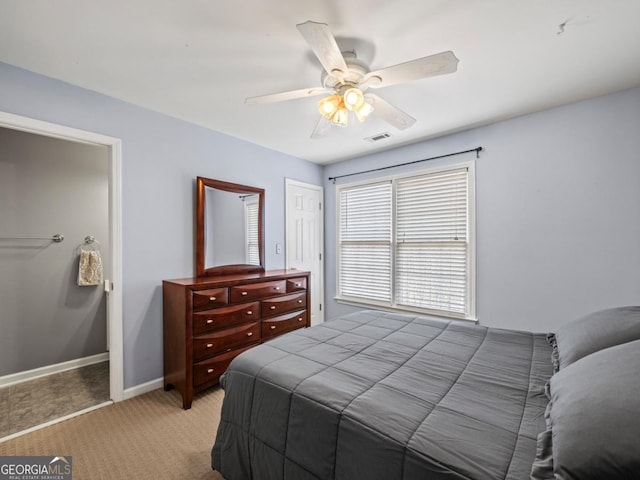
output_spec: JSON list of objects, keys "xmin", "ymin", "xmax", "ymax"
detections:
[
  {"xmin": 532, "ymin": 340, "xmax": 640, "ymax": 480},
  {"xmin": 553, "ymin": 306, "xmax": 640, "ymax": 370},
  {"xmin": 531, "ymin": 339, "xmax": 640, "ymax": 479}
]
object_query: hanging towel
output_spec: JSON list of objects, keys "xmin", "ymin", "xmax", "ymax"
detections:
[{"xmin": 78, "ymin": 250, "xmax": 103, "ymax": 286}]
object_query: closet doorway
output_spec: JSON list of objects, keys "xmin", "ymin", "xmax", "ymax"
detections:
[
  {"xmin": 0, "ymin": 112, "xmax": 122, "ymax": 440},
  {"xmin": 285, "ymin": 179, "xmax": 324, "ymax": 325}
]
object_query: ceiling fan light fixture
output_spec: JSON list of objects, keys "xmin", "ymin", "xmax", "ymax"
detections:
[
  {"xmin": 355, "ymin": 96, "xmax": 374, "ymax": 122},
  {"xmin": 343, "ymin": 87, "xmax": 364, "ymax": 111},
  {"xmin": 330, "ymin": 105, "xmax": 349, "ymax": 126},
  {"xmin": 318, "ymin": 94, "xmax": 342, "ymax": 119}
]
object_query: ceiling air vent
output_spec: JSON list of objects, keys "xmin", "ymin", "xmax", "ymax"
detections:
[{"xmin": 365, "ymin": 132, "xmax": 392, "ymax": 143}]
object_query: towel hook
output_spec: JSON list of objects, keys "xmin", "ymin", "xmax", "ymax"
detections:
[{"xmin": 83, "ymin": 235, "xmax": 101, "ymax": 250}]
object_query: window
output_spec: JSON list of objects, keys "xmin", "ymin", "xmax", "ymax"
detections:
[
  {"xmin": 245, "ymin": 199, "xmax": 259, "ymax": 264},
  {"xmin": 336, "ymin": 163, "xmax": 475, "ymax": 320},
  {"xmin": 339, "ymin": 182, "xmax": 393, "ymax": 303}
]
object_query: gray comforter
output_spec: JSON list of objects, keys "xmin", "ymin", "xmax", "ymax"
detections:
[{"xmin": 211, "ymin": 310, "xmax": 552, "ymax": 480}]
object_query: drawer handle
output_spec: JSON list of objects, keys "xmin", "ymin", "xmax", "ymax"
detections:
[
  {"xmin": 270, "ymin": 325, "xmax": 276, "ymax": 330},
  {"xmin": 241, "ymin": 291, "xmax": 248, "ymax": 296},
  {"xmin": 274, "ymin": 286, "xmax": 280, "ymax": 290},
  {"xmin": 206, "ymin": 343, "xmax": 213, "ymax": 348},
  {"xmin": 247, "ymin": 332, "xmax": 253, "ymax": 337},
  {"xmin": 206, "ymin": 319, "xmax": 214, "ymax": 324},
  {"xmin": 297, "ymin": 300, "xmax": 303, "ymax": 303},
  {"xmin": 209, "ymin": 296, "xmax": 216, "ymax": 301},
  {"xmin": 270, "ymin": 306, "xmax": 276, "ymax": 310},
  {"xmin": 295, "ymin": 283, "xmax": 301, "ymax": 287},
  {"xmin": 298, "ymin": 317, "xmax": 303, "ymax": 322},
  {"xmin": 246, "ymin": 310, "xmax": 253, "ymax": 315},
  {"xmin": 207, "ymin": 368, "xmax": 214, "ymax": 374},
  {"xmin": 226, "ymin": 348, "xmax": 231, "ymax": 352}
]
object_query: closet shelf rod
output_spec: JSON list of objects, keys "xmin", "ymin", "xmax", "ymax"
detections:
[{"xmin": 0, "ymin": 233, "xmax": 64, "ymax": 243}]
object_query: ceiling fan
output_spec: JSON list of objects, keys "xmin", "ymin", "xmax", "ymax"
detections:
[{"xmin": 245, "ymin": 20, "xmax": 459, "ymax": 138}]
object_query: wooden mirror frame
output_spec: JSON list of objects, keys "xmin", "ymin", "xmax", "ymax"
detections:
[{"xmin": 196, "ymin": 176, "xmax": 265, "ymax": 277}]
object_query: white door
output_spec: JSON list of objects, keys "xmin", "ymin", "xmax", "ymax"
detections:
[{"xmin": 285, "ymin": 179, "xmax": 324, "ymax": 325}]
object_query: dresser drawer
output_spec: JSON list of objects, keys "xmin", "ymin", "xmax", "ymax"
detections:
[
  {"xmin": 262, "ymin": 310, "xmax": 308, "ymax": 339},
  {"xmin": 286, "ymin": 277, "xmax": 307, "ymax": 292},
  {"xmin": 193, "ymin": 322, "xmax": 260, "ymax": 361},
  {"xmin": 192, "ymin": 288, "xmax": 228, "ymax": 311},
  {"xmin": 229, "ymin": 280, "xmax": 286, "ymax": 302},
  {"xmin": 192, "ymin": 302, "xmax": 259, "ymax": 335},
  {"xmin": 262, "ymin": 292, "xmax": 307, "ymax": 317},
  {"xmin": 193, "ymin": 344, "xmax": 256, "ymax": 387}
]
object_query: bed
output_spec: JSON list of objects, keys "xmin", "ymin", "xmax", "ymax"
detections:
[{"xmin": 211, "ymin": 307, "xmax": 640, "ymax": 480}]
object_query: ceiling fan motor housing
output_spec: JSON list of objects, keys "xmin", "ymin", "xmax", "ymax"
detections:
[{"xmin": 322, "ymin": 52, "xmax": 370, "ymax": 91}]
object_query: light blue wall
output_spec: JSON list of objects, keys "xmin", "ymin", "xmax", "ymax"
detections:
[
  {"xmin": 0, "ymin": 62, "xmax": 323, "ymax": 388},
  {"xmin": 3, "ymin": 59, "xmax": 639, "ymax": 386},
  {"xmin": 324, "ymin": 87, "xmax": 640, "ymax": 333}
]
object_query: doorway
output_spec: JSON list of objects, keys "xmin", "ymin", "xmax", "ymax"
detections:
[
  {"xmin": 285, "ymin": 179, "xmax": 324, "ymax": 325},
  {"xmin": 0, "ymin": 111, "xmax": 122, "ymax": 439}
]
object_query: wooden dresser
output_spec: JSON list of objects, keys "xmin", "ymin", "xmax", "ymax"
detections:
[{"xmin": 163, "ymin": 269, "xmax": 310, "ymax": 409}]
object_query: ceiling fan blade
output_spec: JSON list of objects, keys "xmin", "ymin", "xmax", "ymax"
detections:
[
  {"xmin": 310, "ymin": 115, "xmax": 332, "ymax": 139},
  {"xmin": 367, "ymin": 93, "xmax": 416, "ymax": 130},
  {"xmin": 362, "ymin": 51, "xmax": 459, "ymax": 89},
  {"xmin": 296, "ymin": 20, "xmax": 348, "ymax": 80},
  {"xmin": 245, "ymin": 87, "xmax": 330, "ymax": 105}
]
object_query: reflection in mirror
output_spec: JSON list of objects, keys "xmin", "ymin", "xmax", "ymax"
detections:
[
  {"xmin": 196, "ymin": 177, "xmax": 264, "ymax": 277},
  {"xmin": 204, "ymin": 189, "xmax": 260, "ymax": 267}
]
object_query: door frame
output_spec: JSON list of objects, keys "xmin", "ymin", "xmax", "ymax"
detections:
[
  {"xmin": 0, "ymin": 111, "xmax": 124, "ymax": 402},
  {"xmin": 285, "ymin": 178, "xmax": 324, "ymax": 324}
]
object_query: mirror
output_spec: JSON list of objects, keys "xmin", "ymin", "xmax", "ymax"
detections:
[{"xmin": 196, "ymin": 177, "xmax": 265, "ymax": 277}]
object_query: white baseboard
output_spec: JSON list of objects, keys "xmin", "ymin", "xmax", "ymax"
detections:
[
  {"xmin": 123, "ymin": 377, "xmax": 164, "ymax": 400},
  {"xmin": 0, "ymin": 352, "xmax": 110, "ymax": 388}
]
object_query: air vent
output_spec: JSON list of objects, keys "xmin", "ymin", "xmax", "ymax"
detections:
[{"xmin": 364, "ymin": 132, "xmax": 392, "ymax": 143}]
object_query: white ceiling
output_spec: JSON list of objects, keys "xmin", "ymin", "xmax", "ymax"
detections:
[{"xmin": 1, "ymin": 0, "xmax": 639, "ymax": 165}]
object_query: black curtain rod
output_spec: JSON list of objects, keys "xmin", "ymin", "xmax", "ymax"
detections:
[{"xmin": 328, "ymin": 146, "xmax": 483, "ymax": 183}]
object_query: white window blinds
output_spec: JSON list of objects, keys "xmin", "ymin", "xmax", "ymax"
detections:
[
  {"xmin": 338, "ymin": 182, "xmax": 392, "ymax": 303},
  {"xmin": 337, "ymin": 165, "xmax": 473, "ymax": 319},
  {"xmin": 395, "ymin": 168, "xmax": 468, "ymax": 315},
  {"xmin": 246, "ymin": 201, "xmax": 259, "ymax": 265}
]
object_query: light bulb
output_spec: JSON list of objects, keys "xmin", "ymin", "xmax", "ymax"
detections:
[
  {"xmin": 343, "ymin": 88, "xmax": 364, "ymax": 111},
  {"xmin": 318, "ymin": 94, "xmax": 342, "ymax": 119},
  {"xmin": 355, "ymin": 97, "xmax": 374, "ymax": 122},
  {"xmin": 330, "ymin": 106, "xmax": 348, "ymax": 126}
]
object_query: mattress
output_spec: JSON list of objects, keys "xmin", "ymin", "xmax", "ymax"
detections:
[{"xmin": 211, "ymin": 309, "xmax": 553, "ymax": 480}]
